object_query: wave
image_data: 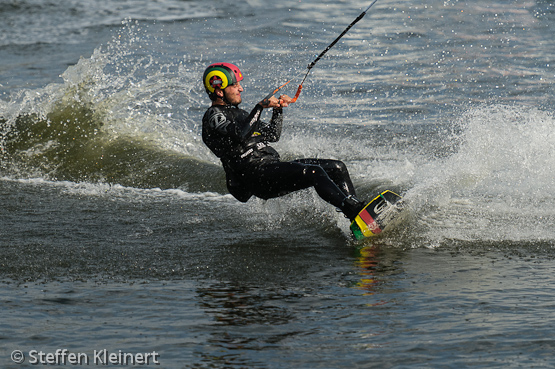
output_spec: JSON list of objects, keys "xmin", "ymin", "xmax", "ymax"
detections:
[
  {"xmin": 1, "ymin": 112, "xmax": 224, "ymax": 191},
  {"xmin": 0, "ymin": 22, "xmax": 224, "ymax": 193},
  {"xmin": 401, "ymin": 104, "xmax": 555, "ymax": 246}
]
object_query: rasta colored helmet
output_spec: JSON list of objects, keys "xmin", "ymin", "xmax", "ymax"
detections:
[{"xmin": 203, "ymin": 62, "xmax": 243, "ymax": 94}]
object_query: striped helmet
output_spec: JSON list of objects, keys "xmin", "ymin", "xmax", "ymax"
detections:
[{"xmin": 203, "ymin": 62, "xmax": 243, "ymax": 94}]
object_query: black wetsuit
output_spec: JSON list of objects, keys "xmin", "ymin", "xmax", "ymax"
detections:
[{"xmin": 202, "ymin": 103, "xmax": 363, "ymax": 220}]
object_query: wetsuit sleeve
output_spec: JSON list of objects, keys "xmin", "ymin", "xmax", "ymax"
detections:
[
  {"xmin": 236, "ymin": 104, "xmax": 265, "ymax": 139},
  {"xmin": 205, "ymin": 104, "xmax": 282, "ymax": 143},
  {"xmin": 205, "ymin": 104, "xmax": 264, "ymax": 141},
  {"xmin": 257, "ymin": 108, "xmax": 283, "ymax": 142}
]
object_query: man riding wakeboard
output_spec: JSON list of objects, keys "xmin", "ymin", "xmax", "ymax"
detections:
[{"xmin": 201, "ymin": 62, "xmax": 367, "ymax": 221}]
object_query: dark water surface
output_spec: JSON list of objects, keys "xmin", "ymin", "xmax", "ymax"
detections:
[{"xmin": 2, "ymin": 0, "xmax": 555, "ymax": 367}]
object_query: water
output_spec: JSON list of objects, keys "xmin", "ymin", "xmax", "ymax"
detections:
[{"xmin": 2, "ymin": 0, "xmax": 555, "ymax": 367}]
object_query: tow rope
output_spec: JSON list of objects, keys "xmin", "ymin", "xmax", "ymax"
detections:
[{"xmin": 264, "ymin": 0, "xmax": 380, "ymax": 105}]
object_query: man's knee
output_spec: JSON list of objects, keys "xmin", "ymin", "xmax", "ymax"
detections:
[
  {"xmin": 333, "ymin": 160, "xmax": 348, "ymax": 173},
  {"xmin": 302, "ymin": 164, "xmax": 327, "ymax": 181},
  {"xmin": 321, "ymin": 159, "xmax": 348, "ymax": 177}
]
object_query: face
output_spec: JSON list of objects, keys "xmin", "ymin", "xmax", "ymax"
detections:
[{"xmin": 222, "ymin": 81, "xmax": 243, "ymax": 105}]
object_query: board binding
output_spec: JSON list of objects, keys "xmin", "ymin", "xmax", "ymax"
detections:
[{"xmin": 350, "ymin": 190, "xmax": 403, "ymax": 240}]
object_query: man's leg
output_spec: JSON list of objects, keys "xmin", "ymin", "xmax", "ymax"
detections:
[
  {"xmin": 294, "ymin": 158, "xmax": 358, "ymax": 198},
  {"xmin": 248, "ymin": 161, "xmax": 364, "ymax": 220}
]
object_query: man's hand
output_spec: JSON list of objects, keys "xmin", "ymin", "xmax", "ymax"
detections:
[
  {"xmin": 278, "ymin": 95, "xmax": 293, "ymax": 107},
  {"xmin": 260, "ymin": 94, "xmax": 293, "ymax": 109}
]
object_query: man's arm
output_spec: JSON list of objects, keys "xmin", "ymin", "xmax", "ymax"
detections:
[
  {"xmin": 206, "ymin": 104, "xmax": 264, "ymax": 141},
  {"xmin": 256, "ymin": 94, "xmax": 292, "ymax": 142},
  {"xmin": 232, "ymin": 94, "xmax": 292, "ymax": 140},
  {"xmin": 206, "ymin": 94, "xmax": 292, "ymax": 141},
  {"xmin": 258, "ymin": 108, "xmax": 283, "ymax": 142}
]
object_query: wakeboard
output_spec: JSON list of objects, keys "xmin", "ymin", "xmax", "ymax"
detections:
[{"xmin": 350, "ymin": 190, "xmax": 404, "ymax": 240}]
